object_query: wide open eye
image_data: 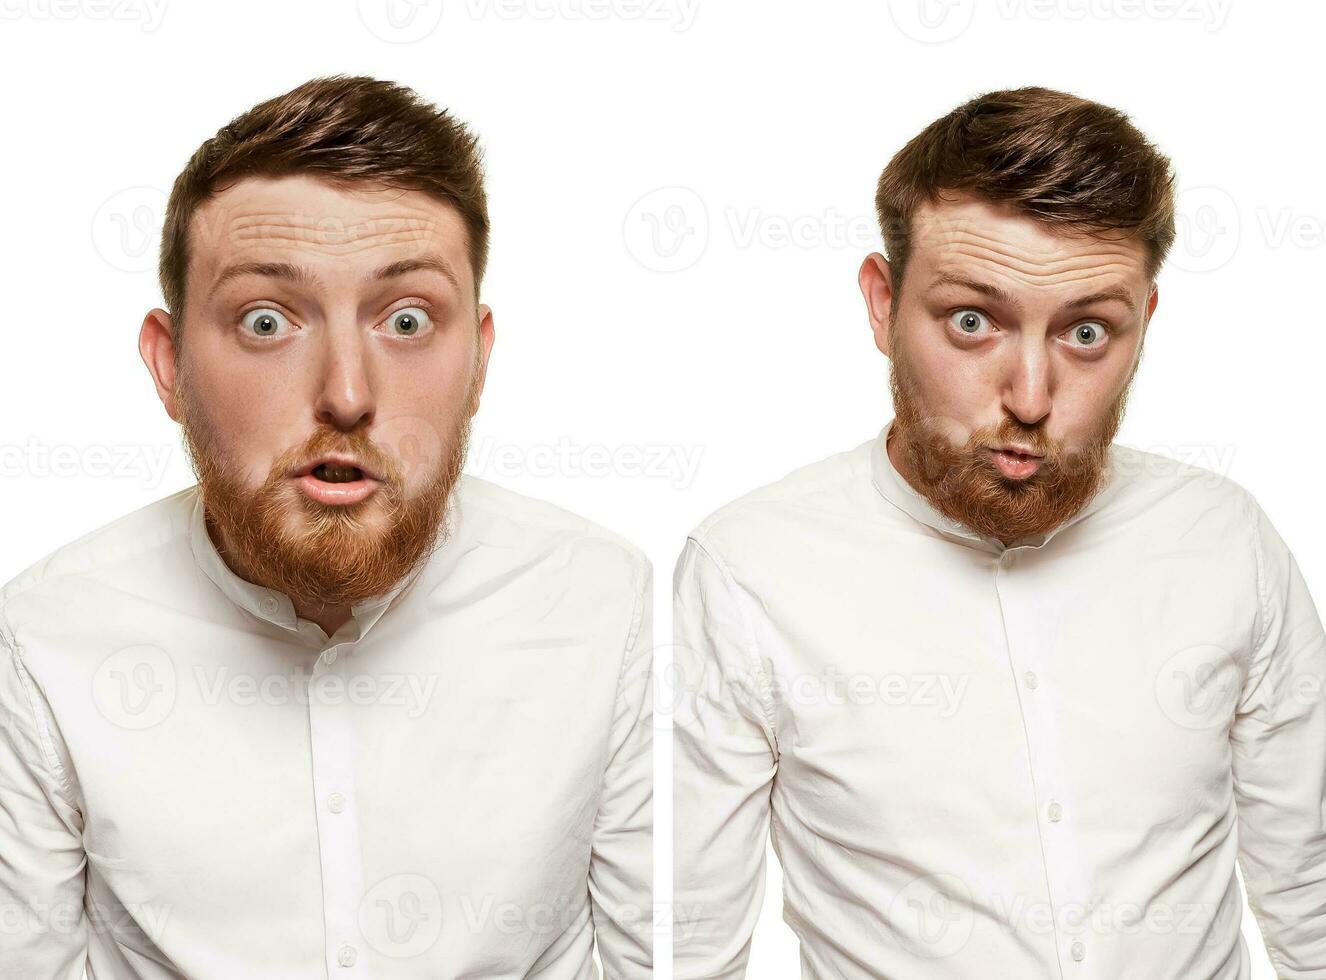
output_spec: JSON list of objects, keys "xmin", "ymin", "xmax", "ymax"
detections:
[
  {"xmin": 241, "ymin": 307, "xmax": 293, "ymax": 339},
  {"xmin": 1064, "ymin": 321, "xmax": 1108, "ymax": 350},
  {"xmin": 950, "ymin": 309, "xmax": 991, "ymax": 336},
  {"xmin": 384, "ymin": 307, "xmax": 433, "ymax": 337}
]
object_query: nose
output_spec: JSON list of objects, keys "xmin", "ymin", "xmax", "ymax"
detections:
[
  {"xmin": 313, "ymin": 324, "xmax": 375, "ymax": 432},
  {"xmin": 1001, "ymin": 336, "xmax": 1052, "ymax": 427}
]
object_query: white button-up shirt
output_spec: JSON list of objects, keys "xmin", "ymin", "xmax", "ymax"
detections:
[
  {"xmin": 1, "ymin": 476, "xmax": 652, "ymax": 979},
  {"xmin": 673, "ymin": 418, "xmax": 1326, "ymax": 979}
]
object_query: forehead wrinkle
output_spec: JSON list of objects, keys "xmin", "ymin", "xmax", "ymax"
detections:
[
  {"xmin": 221, "ymin": 233, "xmax": 443, "ymax": 259},
  {"xmin": 225, "ymin": 208, "xmax": 441, "ymax": 230},
  {"xmin": 926, "ymin": 224, "xmax": 1141, "ymax": 267},
  {"xmin": 191, "ymin": 189, "xmax": 475, "ymax": 299},
  {"xmin": 933, "ymin": 238, "xmax": 1144, "ymax": 289},
  {"xmin": 222, "ymin": 215, "xmax": 441, "ymax": 250}
]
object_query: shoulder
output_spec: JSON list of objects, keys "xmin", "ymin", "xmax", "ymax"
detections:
[
  {"xmin": 0, "ymin": 488, "xmax": 197, "ymax": 647},
  {"xmin": 453, "ymin": 474, "xmax": 650, "ymax": 590},
  {"xmin": 686, "ymin": 437, "xmax": 876, "ymax": 564},
  {"xmin": 1108, "ymin": 441, "xmax": 1256, "ymax": 520}
]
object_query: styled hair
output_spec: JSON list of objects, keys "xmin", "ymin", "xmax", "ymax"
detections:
[
  {"xmin": 875, "ymin": 86, "xmax": 1175, "ymax": 287},
  {"xmin": 159, "ymin": 74, "xmax": 489, "ymax": 341}
]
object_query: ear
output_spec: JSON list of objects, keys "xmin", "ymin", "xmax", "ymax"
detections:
[
  {"xmin": 140, "ymin": 308, "xmax": 181, "ymax": 422},
  {"xmin": 1135, "ymin": 284, "xmax": 1159, "ymax": 353},
  {"xmin": 468, "ymin": 303, "xmax": 496, "ymax": 417},
  {"xmin": 859, "ymin": 252, "xmax": 898, "ymax": 357}
]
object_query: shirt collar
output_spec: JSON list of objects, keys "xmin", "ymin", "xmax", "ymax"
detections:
[
  {"xmin": 869, "ymin": 416, "xmax": 1123, "ymax": 554},
  {"xmin": 187, "ymin": 487, "xmax": 424, "ymax": 641}
]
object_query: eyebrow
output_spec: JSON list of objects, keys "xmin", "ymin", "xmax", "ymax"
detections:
[
  {"xmin": 928, "ymin": 273, "xmax": 1137, "ymax": 316},
  {"xmin": 929, "ymin": 273, "xmax": 1022, "ymax": 312},
  {"xmin": 1063, "ymin": 284, "xmax": 1137, "ymax": 315},
  {"xmin": 208, "ymin": 253, "xmax": 462, "ymax": 300}
]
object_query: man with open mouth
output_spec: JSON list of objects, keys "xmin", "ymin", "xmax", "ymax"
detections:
[
  {"xmin": 674, "ymin": 87, "xmax": 1326, "ymax": 978},
  {"xmin": 0, "ymin": 75, "xmax": 652, "ymax": 978}
]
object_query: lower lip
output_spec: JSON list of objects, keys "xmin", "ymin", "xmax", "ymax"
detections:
[
  {"xmin": 295, "ymin": 474, "xmax": 382, "ymax": 505},
  {"xmin": 988, "ymin": 448, "xmax": 1043, "ymax": 480}
]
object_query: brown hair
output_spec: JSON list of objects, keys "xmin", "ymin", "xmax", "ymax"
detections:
[
  {"xmin": 875, "ymin": 86, "xmax": 1175, "ymax": 288},
  {"xmin": 159, "ymin": 74, "xmax": 489, "ymax": 341}
]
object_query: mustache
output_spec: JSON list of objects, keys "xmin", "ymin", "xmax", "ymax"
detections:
[
  {"xmin": 977, "ymin": 423, "xmax": 1054, "ymax": 460},
  {"xmin": 282, "ymin": 427, "xmax": 401, "ymax": 486}
]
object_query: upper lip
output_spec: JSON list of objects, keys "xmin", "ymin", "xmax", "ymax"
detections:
[
  {"xmin": 292, "ymin": 455, "xmax": 382, "ymax": 481},
  {"xmin": 990, "ymin": 443, "xmax": 1044, "ymax": 459}
]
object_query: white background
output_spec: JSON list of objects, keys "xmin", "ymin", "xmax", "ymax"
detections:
[{"xmin": 2, "ymin": 1, "xmax": 1323, "ymax": 977}]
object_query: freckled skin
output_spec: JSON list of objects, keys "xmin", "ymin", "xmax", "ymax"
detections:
[
  {"xmin": 140, "ymin": 172, "xmax": 493, "ymax": 521},
  {"xmin": 859, "ymin": 192, "xmax": 1159, "ymax": 477}
]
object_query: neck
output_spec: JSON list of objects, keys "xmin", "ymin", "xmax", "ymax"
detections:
[
  {"xmin": 886, "ymin": 424, "xmax": 1018, "ymax": 548},
  {"xmin": 292, "ymin": 599, "xmax": 353, "ymax": 639},
  {"xmin": 886, "ymin": 425, "xmax": 924, "ymax": 499},
  {"xmin": 205, "ymin": 511, "xmax": 355, "ymax": 638}
]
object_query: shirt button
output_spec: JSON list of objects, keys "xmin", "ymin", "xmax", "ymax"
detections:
[
  {"xmin": 1070, "ymin": 940, "xmax": 1086, "ymax": 962},
  {"xmin": 328, "ymin": 792, "xmax": 346, "ymax": 814},
  {"xmin": 336, "ymin": 943, "xmax": 357, "ymax": 967},
  {"xmin": 1024, "ymin": 671, "xmax": 1039, "ymax": 690},
  {"xmin": 1047, "ymin": 801, "xmax": 1064, "ymax": 823},
  {"xmin": 259, "ymin": 595, "xmax": 279, "ymax": 614}
]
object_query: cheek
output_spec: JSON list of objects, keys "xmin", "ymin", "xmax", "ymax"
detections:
[
  {"xmin": 1049, "ymin": 345, "xmax": 1138, "ymax": 439},
  {"xmin": 183, "ymin": 346, "xmax": 307, "ymax": 485},
  {"xmin": 379, "ymin": 337, "xmax": 478, "ymax": 420},
  {"xmin": 905, "ymin": 332, "xmax": 998, "ymax": 414},
  {"xmin": 371, "ymin": 341, "xmax": 479, "ymax": 484}
]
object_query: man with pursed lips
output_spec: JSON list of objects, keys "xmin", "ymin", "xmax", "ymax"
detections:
[{"xmin": 673, "ymin": 87, "xmax": 1326, "ymax": 978}]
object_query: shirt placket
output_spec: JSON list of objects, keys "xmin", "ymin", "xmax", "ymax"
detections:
[
  {"xmin": 993, "ymin": 545, "xmax": 1091, "ymax": 976},
  {"xmin": 308, "ymin": 640, "xmax": 368, "ymax": 976}
]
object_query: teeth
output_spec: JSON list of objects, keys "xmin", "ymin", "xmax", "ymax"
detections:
[{"xmin": 312, "ymin": 463, "xmax": 364, "ymax": 483}]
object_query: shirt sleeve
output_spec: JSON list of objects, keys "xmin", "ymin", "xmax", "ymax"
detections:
[
  {"xmin": 589, "ymin": 555, "xmax": 654, "ymax": 979},
  {"xmin": 0, "ymin": 618, "xmax": 88, "ymax": 979},
  {"xmin": 1231, "ymin": 494, "xmax": 1326, "ymax": 978},
  {"xmin": 672, "ymin": 535, "xmax": 778, "ymax": 980}
]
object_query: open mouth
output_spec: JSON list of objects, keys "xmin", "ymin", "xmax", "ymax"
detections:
[
  {"xmin": 311, "ymin": 462, "xmax": 365, "ymax": 484},
  {"xmin": 294, "ymin": 458, "xmax": 382, "ymax": 505}
]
